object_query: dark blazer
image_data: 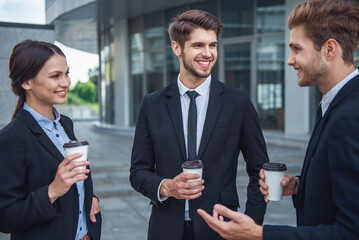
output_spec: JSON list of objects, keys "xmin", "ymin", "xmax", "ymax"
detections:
[
  {"xmin": 263, "ymin": 74, "xmax": 359, "ymax": 239},
  {"xmin": 0, "ymin": 108, "xmax": 101, "ymax": 240},
  {"xmin": 130, "ymin": 77, "xmax": 269, "ymax": 240}
]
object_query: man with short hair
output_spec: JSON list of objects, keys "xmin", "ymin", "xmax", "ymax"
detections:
[
  {"xmin": 130, "ymin": 10, "xmax": 269, "ymax": 240},
  {"xmin": 198, "ymin": 0, "xmax": 359, "ymax": 239}
]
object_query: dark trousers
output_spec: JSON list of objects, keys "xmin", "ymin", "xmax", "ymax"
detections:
[{"xmin": 183, "ymin": 221, "xmax": 195, "ymax": 240}]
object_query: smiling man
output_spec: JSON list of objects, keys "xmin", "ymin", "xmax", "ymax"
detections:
[
  {"xmin": 198, "ymin": 0, "xmax": 359, "ymax": 239},
  {"xmin": 130, "ymin": 10, "xmax": 269, "ymax": 240}
]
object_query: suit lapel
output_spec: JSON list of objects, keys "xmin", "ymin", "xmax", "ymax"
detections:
[
  {"xmin": 17, "ymin": 108, "xmax": 65, "ymax": 162},
  {"xmin": 166, "ymin": 82, "xmax": 187, "ymax": 161},
  {"xmin": 197, "ymin": 78, "xmax": 224, "ymax": 160},
  {"xmin": 299, "ymin": 74, "xmax": 359, "ymax": 200},
  {"xmin": 60, "ymin": 115, "xmax": 76, "ymax": 141}
]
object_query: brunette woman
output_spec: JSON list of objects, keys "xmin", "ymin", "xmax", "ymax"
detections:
[{"xmin": 0, "ymin": 40, "xmax": 101, "ymax": 240}]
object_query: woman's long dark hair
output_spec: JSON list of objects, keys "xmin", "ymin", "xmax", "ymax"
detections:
[{"xmin": 9, "ymin": 40, "xmax": 65, "ymax": 119}]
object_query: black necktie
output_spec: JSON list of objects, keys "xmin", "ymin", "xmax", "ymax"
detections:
[
  {"xmin": 313, "ymin": 104, "xmax": 322, "ymax": 131},
  {"xmin": 187, "ymin": 91, "xmax": 199, "ymax": 161}
]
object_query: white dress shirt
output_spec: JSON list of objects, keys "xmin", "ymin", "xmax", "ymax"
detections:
[
  {"xmin": 321, "ymin": 68, "xmax": 359, "ymax": 116},
  {"xmin": 157, "ymin": 74, "xmax": 211, "ymax": 220}
]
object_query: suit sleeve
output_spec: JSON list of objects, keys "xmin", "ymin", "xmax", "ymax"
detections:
[
  {"xmin": 0, "ymin": 129, "xmax": 60, "ymax": 233},
  {"xmin": 130, "ymin": 95, "xmax": 166, "ymax": 207},
  {"xmin": 240, "ymin": 93, "xmax": 269, "ymax": 225},
  {"xmin": 263, "ymin": 112, "xmax": 359, "ymax": 239}
]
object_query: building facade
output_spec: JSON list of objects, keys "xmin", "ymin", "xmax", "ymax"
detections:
[
  {"xmin": 46, "ymin": 0, "xmax": 359, "ymax": 135},
  {"xmin": 0, "ymin": 22, "xmax": 54, "ymax": 128}
]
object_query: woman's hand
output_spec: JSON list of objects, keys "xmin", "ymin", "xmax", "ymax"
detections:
[
  {"xmin": 90, "ymin": 197, "xmax": 100, "ymax": 223},
  {"xmin": 48, "ymin": 153, "xmax": 89, "ymax": 203}
]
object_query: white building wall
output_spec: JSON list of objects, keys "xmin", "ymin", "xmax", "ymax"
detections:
[
  {"xmin": 0, "ymin": 24, "xmax": 54, "ymax": 128},
  {"xmin": 284, "ymin": 0, "xmax": 310, "ymax": 135}
]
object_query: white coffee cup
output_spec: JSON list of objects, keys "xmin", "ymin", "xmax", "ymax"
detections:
[
  {"xmin": 181, "ymin": 160, "xmax": 204, "ymax": 184},
  {"xmin": 263, "ymin": 163, "xmax": 287, "ymax": 201},
  {"xmin": 63, "ymin": 141, "xmax": 89, "ymax": 177}
]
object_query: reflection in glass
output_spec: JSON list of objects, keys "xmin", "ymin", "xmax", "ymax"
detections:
[
  {"xmin": 257, "ymin": 0, "xmax": 285, "ymax": 34},
  {"xmin": 99, "ymin": 28, "xmax": 115, "ymax": 124},
  {"xmin": 191, "ymin": 0, "xmax": 218, "ymax": 16},
  {"xmin": 166, "ymin": 47, "xmax": 180, "ymax": 84},
  {"xmin": 221, "ymin": 0, "xmax": 253, "ymax": 37},
  {"xmin": 145, "ymin": 12, "xmax": 164, "ymax": 50},
  {"xmin": 130, "ymin": 52, "xmax": 144, "ymax": 125},
  {"xmin": 131, "ymin": 75, "xmax": 143, "ymax": 124},
  {"xmin": 147, "ymin": 50, "xmax": 164, "ymax": 93},
  {"xmin": 257, "ymin": 35, "xmax": 284, "ymax": 129},
  {"xmin": 224, "ymin": 43, "xmax": 251, "ymax": 92},
  {"xmin": 131, "ymin": 33, "xmax": 144, "ymax": 52},
  {"xmin": 354, "ymin": 48, "xmax": 359, "ymax": 68},
  {"xmin": 165, "ymin": 6, "xmax": 189, "ymax": 45}
]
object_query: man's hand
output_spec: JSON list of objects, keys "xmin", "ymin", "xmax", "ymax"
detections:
[
  {"xmin": 159, "ymin": 172, "xmax": 204, "ymax": 199},
  {"xmin": 90, "ymin": 197, "xmax": 100, "ymax": 223},
  {"xmin": 197, "ymin": 204, "xmax": 262, "ymax": 240},
  {"xmin": 259, "ymin": 169, "xmax": 299, "ymax": 203}
]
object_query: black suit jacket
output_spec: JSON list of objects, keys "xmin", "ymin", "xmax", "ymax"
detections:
[
  {"xmin": 130, "ymin": 78, "xmax": 269, "ymax": 240},
  {"xmin": 0, "ymin": 108, "xmax": 101, "ymax": 240},
  {"xmin": 263, "ymin": 74, "xmax": 359, "ymax": 239}
]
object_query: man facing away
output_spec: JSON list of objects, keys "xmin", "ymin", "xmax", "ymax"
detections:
[
  {"xmin": 130, "ymin": 10, "xmax": 269, "ymax": 240},
  {"xmin": 198, "ymin": 0, "xmax": 359, "ymax": 239}
]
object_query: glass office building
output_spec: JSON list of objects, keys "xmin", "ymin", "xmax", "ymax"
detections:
[{"xmin": 46, "ymin": 0, "xmax": 359, "ymax": 135}]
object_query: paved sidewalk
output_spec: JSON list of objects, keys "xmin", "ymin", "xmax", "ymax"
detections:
[{"xmin": 0, "ymin": 121, "xmax": 306, "ymax": 240}]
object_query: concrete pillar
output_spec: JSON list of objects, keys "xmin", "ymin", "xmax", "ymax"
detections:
[
  {"xmin": 113, "ymin": 19, "xmax": 130, "ymax": 127},
  {"xmin": 0, "ymin": 23, "xmax": 54, "ymax": 128}
]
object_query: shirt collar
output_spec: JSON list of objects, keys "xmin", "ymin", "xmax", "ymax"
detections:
[
  {"xmin": 23, "ymin": 102, "xmax": 61, "ymax": 131},
  {"xmin": 321, "ymin": 68, "xmax": 359, "ymax": 116},
  {"xmin": 177, "ymin": 74, "xmax": 211, "ymax": 96}
]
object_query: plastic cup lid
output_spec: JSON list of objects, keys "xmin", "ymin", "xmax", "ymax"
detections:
[
  {"xmin": 263, "ymin": 162, "xmax": 287, "ymax": 171},
  {"xmin": 63, "ymin": 140, "xmax": 89, "ymax": 148},
  {"xmin": 181, "ymin": 160, "xmax": 204, "ymax": 169}
]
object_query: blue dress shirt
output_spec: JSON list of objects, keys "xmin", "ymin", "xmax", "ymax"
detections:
[{"xmin": 23, "ymin": 103, "xmax": 88, "ymax": 240}]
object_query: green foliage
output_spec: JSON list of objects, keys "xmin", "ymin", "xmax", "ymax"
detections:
[
  {"xmin": 88, "ymin": 66, "xmax": 99, "ymax": 87},
  {"xmin": 71, "ymin": 81, "xmax": 97, "ymax": 102},
  {"xmin": 66, "ymin": 66, "xmax": 99, "ymax": 105}
]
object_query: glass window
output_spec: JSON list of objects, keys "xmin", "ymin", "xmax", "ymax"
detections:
[
  {"xmin": 257, "ymin": 35, "xmax": 285, "ymax": 129},
  {"xmin": 130, "ymin": 52, "xmax": 144, "ymax": 124},
  {"xmin": 130, "ymin": 17, "xmax": 144, "ymax": 52},
  {"xmin": 257, "ymin": 0, "xmax": 285, "ymax": 34},
  {"xmin": 146, "ymin": 50, "xmax": 164, "ymax": 93},
  {"xmin": 165, "ymin": 6, "xmax": 189, "ymax": 45},
  {"xmin": 191, "ymin": 0, "xmax": 218, "ymax": 16},
  {"xmin": 166, "ymin": 47, "xmax": 180, "ymax": 85},
  {"xmin": 224, "ymin": 42, "xmax": 251, "ymax": 92},
  {"xmin": 221, "ymin": 0, "xmax": 253, "ymax": 37},
  {"xmin": 99, "ymin": 27, "xmax": 115, "ymax": 124},
  {"xmin": 145, "ymin": 12, "xmax": 164, "ymax": 51},
  {"xmin": 354, "ymin": 48, "xmax": 359, "ymax": 68}
]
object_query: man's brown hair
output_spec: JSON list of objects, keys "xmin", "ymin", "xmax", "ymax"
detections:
[
  {"xmin": 288, "ymin": 0, "xmax": 359, "ymax": 64},
  {"xmin": 168, "ymin": 10, "xmax": 223, "ymax": 49}
]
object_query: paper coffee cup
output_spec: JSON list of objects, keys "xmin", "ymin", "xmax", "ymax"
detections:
[
  {"xmin": 63, "ymin": 141, "xmax": 89, "ymax": 177},
  {"xmin": 263, "ymin": 163, "xmax": 287, "ymax": 201},
  {"xmin": 181, "ymin": 160, "xmax": 204, "ymax": 184}
]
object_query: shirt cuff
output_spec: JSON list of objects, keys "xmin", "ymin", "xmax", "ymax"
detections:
[{"xmin": 157, "ymin": 179, "xmax": 168, "ymax": 202}]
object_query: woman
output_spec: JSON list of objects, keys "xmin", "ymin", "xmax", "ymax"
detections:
[{"xmin": 0, "ymin": 40, "xmax": 101, "ymax": 239}]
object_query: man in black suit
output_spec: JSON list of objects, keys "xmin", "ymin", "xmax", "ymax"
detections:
[
  {"xmin": 198, "ymin": 0, "xmax": 359, "ymax": 239},
  {"xmin": 130, "ymin": 10, "xmax": 269, "ymax": 240}
]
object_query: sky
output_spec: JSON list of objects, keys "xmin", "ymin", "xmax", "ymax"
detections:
[{"xmin": 0, "ymin": 0, "xmax": 99, "ymax": 86}]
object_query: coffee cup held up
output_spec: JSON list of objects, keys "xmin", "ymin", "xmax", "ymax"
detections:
[
  {"xmin": 263, "ymin": 162, "xmax": 287, "ymax": 201},
  {"xmin": 181, "ymin": 160, "xmax": 204, "ymax": 184},
  {"xmin": 63, "ymin": 141, "xmax": 89, "ymax": 177}
]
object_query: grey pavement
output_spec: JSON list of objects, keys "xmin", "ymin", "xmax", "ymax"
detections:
[{"xmin": 0, "ymin": 121, "xmax": 306, "ymax": 240}]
